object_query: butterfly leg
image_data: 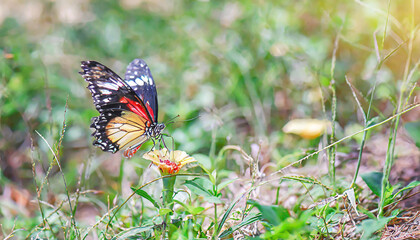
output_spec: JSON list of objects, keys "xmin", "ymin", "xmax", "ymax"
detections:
[
  {"xmin": 160, "ymin": 136, "xmax": 169, "ymax": 150},
  {"xmin": 160, "ymin": 133, "xmax": 175, "ymax": 151},
  {"xmin": 149, "ymin": 138, "xmax": 157, "ymax": 152}
]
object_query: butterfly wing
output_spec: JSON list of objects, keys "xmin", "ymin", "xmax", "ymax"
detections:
[
  {"xmin": 80, "ymin": 61, "xmax": 154, "ymax": 157},
  {"xmin": 124, "ymin": 59, "xmax": 158, "ymax": 123}
]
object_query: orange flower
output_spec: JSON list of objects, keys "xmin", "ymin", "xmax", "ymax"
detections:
[{"xmin": 142, "ymin": 148, "xmax": 196, "ymax": 175}]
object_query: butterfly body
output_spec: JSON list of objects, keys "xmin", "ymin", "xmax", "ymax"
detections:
[{"xmin": 80, "ymin": 59, "xmax": 164, "ymax": 158}]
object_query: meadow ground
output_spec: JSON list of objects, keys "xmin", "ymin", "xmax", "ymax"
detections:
[{"xmin": 0, "ymin": 0, "xmax": 419, "ymax": 239}]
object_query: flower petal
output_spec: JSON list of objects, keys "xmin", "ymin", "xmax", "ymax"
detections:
[{"xmin": 142, "ymin": 149, "xmax": 196, "ymax": 175}]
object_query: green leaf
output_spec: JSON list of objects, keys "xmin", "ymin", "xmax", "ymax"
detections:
[
  {"xmin": 358, "ymin": 215, "xmax": 395, "ymax": 240},
  {"xmin": 366, "ymin": 117, "xmax": 380, "ymax": 127},
  {"xmin": 131, "ymin": 187, "xmax": 160, "ymax": 209},
  {"xmin": 216, "ymin": 178, "xmax": 237, "ymax": 193},
  {"xmin": 184, "ymin": 177, "xmax": 222, "ymax": 204},
  {"xmin": 261, "ymin": 209, "xmax": 313, "ymax": 239},
  {"xmin": 111, "ymin": 225, "xmax": 154, "ymax": 239},
  {"xmin": 219, "ymin": 213, "xmax": 263, "ymax": 238},
  {"xmin": 173, "ymin": 199, "xmax": 189, "ymax": 211},
  {"xmin": 205, "ymin": 196, "xmax": 223, "ymax": 204},
  {"xmin": 217, "ymin": 194, "xmax": 242, "ymax": 235},
  {"xmin": 358, "ymin": 206, "xmax": 376, "ymax": 220},
  {"xmin": 159, "ymin": 208, "xmax": 173, "ymax": 216},
  {"xmin": 392, "ymin": 180, "xmax": 420, "ymax": 200},
  {"xmin": 191, "ymin": 206, "xmax": 205, "ymax": 215},
  {"xmin": 211, "ymin": 170, "xmax": 217, "ymax": 185},
  {"xmin": 194, "ymin": 154, "xmax": 212, "ymax": 171},
  {"xmin": 384, "ymin": 184, "xmax": 400, "ymax": 205},
  {"xmin": 402, "ymin": 180, "xmax": 420, "ymax": 190},
  {"xmin": 248, "ymin": 200, "xmax": 290, "ymax": 226},
  {"xmin": 185, "ymin": 177, "xmax": 213, "ymax": 194},
  {"xmin": 361, "ymin": 172, "xmax": 383, "ymax": 196},
  {"xmin": 172, "ymin": 199, "xmax": 206, "ymax": 216},
  {"xmin": 405, "ymin": 121, "xmax": 420, "ymax": 147}
]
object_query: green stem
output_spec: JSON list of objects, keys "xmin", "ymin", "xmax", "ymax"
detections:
[
  {"xmin": 162, "ymin": 175, "xmax": 176, "ymax": 209},
  {"xmin": 329, "ymin": 84, "xmax": 337, "ymax": 188},
  {"xmin": 209, "ymin": 127, "xmax": 217, "ymax": 160},
  {"xmin": 350, "ymin": 81, "xmax": 376, "ymax": 188},
  {"xmin": 119, "ymin": 158, "xmax": 125, "ymax": 193},
  {"xmin": 213, "ymin": 203, "xmax": 218, "ymax": 239},
  {"xmin": 378, "ymin": 0, "xmax": 414, "ymax": 217},
  {"xmin": 329, "ymin": 24, "xmax": 342, "ymax": 189},
  {"xmin": 161, "ymin": 175, "xmax": 176, "ymax": 237}
]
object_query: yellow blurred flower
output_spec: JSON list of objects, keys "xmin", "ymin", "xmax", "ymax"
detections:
[
  {"xmin": 142, "ymin": 148, "xmax": 196, "ymax": 175},
  {"xmin": 283, "ymin": 119, "xmax": 330, "ymax": 139}
]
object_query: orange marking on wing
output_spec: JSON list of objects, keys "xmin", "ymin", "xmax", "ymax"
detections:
[
  {"xmin": 116, "ymin": 131, "xmax": 144, "ymax": 148},
  {"xmin": 106, "ymin": 111, "xmax": 147, "ymax": 146}
]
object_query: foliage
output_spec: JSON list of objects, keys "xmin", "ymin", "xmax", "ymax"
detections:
[{"xmin": 0, "ymin": 0, "xmax": 419, "ymax": 239}]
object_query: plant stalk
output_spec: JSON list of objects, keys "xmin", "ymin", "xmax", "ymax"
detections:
[{"xmin": 162, "ymin": 175, "xmax": 176, "ymax": 238}]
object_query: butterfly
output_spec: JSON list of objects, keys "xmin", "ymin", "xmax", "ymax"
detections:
[{"xmin": 80, "ymin": 59, "xmax": 165, "ymax": 158}]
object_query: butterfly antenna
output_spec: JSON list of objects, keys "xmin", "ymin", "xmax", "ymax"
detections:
[
  {"xmin": 166, "ymin": 115, "xmax": 201, "ymax": 125},
  {"xmin": 164, "ymin": 115, "xmax": 180, "ymax": 125}
]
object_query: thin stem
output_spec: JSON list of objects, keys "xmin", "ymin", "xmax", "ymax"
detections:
[
  {"xmin": 119, "ymin": 158, "xmax": 125, "ymax": 193},
  {"xmin": 213, "ymin": 203, "xmax": 218, "ymax": 239},
  {"xmin": 381, "ymin": 0, "xmax": 391, "ymax": 51},
  {"xmin": 209, "ymin": 127, "xmax": 217, "ymax": 160},
  {"xmin": 347, "ymin": 76, "xmax": 377, "ymax": 188},
  {"xmin": 379, "ymin": 0, "xmax": 415, "ymax": 217},
  {"xmin": 29, "ymin": 139, "xmax": 56, "ymax": 238},
  {"xmin": 269, "ymin": 103, "xmax": 420, "ymax": 178},
  {"xmin": 106, "ymin": 173, "xmax": 202, "ymax": 232},
  {"xmin": 329, "ymin": 24, "xmax": 342, "ymax": 188},
  {"xmin": 36, "ymin": 131, "xmax": 78, "ymax": 237}
]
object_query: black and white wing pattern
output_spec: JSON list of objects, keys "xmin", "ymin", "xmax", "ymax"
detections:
[
  {"xmin": 80, "ymin": 60, "xmax": 155, "ymax": 157},
  {"xmin": 124, "ymin": 59, "xmax": 158, "ymax": 123}
]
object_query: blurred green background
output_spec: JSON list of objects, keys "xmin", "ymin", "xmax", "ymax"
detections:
[{"xmin": 0, "ymin": 0, "xmax": 419, "ymax": 236}]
